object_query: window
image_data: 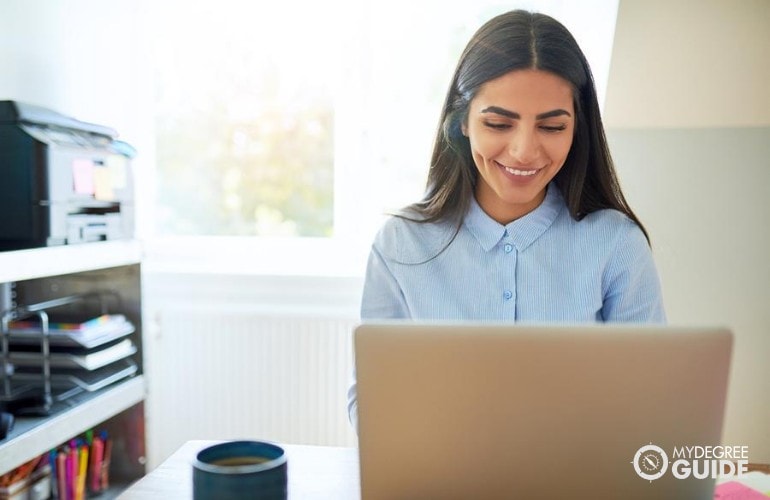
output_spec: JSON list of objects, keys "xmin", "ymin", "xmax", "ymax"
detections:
[
  {"xmin": 147, "ymin": 0, "xmax": 618, "ymax": 273},
  {"xmin": 152, "ymin": 1, "xmax": 338, "ymax": 237}
]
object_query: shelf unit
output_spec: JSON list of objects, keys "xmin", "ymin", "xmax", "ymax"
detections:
[
  {"xmin": 0, "ymin": 240, "xmax": 147, "ymax": 489},
  {"xmin": 0, "ymin": 240, "xmax": 142, "ymax": 284}
]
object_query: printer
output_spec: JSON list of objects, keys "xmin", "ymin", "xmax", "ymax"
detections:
[{"xmin": 0, "ymin": 101, "xmax": 135, "ymax": 250}]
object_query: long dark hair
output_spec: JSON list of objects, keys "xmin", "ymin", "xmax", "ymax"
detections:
[{"xmin": 404, "ymin": 9, "xmax": 650, "ymax": 243}]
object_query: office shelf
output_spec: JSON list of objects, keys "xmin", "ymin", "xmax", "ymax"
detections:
[
  {"xmin": 0, "ymin": 375, "xmax": 145, "ymax": 473},
  {"xmin": 0, "ymin": 242, "xmax": 146, "ymax": 490},
  {"xmin": 0, "ymin": 240, "xmax": 142, "ymax": 284}
]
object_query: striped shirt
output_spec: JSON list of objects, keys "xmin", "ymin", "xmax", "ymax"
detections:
[{"xmin": 360, "ymin": 183, "xmax": 666, "ymax": 323}]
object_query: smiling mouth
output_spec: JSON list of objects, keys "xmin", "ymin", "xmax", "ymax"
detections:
[{"xmin": 496, "ymin": 161, "xmax": 539, "ymax": 177}]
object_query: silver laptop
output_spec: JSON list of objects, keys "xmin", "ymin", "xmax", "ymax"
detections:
[{"xmin": 354, "ymin": 323, "xmax": 733, "ymax": 500}]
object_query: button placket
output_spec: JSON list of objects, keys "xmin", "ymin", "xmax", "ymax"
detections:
[{"xmin": 501, "ymin": 237, "xmax": 516, "ymax": 305}]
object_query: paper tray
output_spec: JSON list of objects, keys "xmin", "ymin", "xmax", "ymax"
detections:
[
  {"xmin": 5, "ymin": 314, "xmax": 135, "ymax": 349},
  {"xmin": 7, "ymin": 339, "xmax": 137, "ymax": 371},
  {"xmin": 9, "ymin": 359, "xmax": 138, "ymax": 393}
]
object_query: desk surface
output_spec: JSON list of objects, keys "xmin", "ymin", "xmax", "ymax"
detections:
[
  {"xmin": 120, "ymin": 440, "xmax": 770, "ymax": 499},
  {"xmin": 118, "ymin": 441, "xmax": 360, "ymax": 499}
]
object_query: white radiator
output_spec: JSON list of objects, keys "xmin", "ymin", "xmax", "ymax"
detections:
[{"xmin": 144, "ymin": 303, "xmax": 360, "ymax": 467}]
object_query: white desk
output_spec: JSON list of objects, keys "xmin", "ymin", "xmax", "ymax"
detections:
[
  {"xmin": 118, "ymin": 441, "xmax": 360, "ymax": 499},
  {"xmin": 119, "ymin": 440, "xmax": 770, "ymax": 499}
]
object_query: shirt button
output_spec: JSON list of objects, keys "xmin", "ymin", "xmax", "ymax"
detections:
[
  {"xmin": 503, "ymin": 290, "xmax": 513, "ymax": 300},
  {"xmin": 504, "ymin": 243, "xmax": 513, "ymax": 253}
]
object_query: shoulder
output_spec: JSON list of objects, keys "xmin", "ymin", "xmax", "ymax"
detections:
[
  {"xmin": 579, "ymin": 208, "xmax": 636, "ymax": 230},
  {"xmin": 549, "ymin": 208, "xmax": 648, "ymax": 257},
  {"xmin": 372, "ymin": 214, "xmax": 457, "ymax": 264},
  {"xmin": 575, "ymin": 209, "xmax": 645, "ymax": 243},
  {"xmin": 575, "ymin": 209, "xmax": 653, "ymax": 270}
]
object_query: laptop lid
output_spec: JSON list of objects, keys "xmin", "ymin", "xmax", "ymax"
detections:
[{"xmin": 354, "ymin": 323, "xmax": 733, "ymax": 500}]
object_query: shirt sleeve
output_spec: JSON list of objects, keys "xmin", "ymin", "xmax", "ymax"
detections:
[
  {"xmin": 347, "ymin": 377, "xmax": 360, "ymax": 432},
  {"xmin": 601, "ymin": 222, "xmax": 667, "ymax": 323},
  {"xmin": 360, "ymin": 244, "xmax": 411, "ymax": 320},
  {"xmin": 348, "ymin": 242, "xmax": 411, "ymax": 431}
]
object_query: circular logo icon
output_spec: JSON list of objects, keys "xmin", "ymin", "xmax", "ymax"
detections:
[{"xmin": 633, "ymin": 444, "xmax": 669, "ymax": 481}]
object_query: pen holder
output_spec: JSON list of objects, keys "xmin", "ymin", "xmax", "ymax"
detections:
[{"xmin": 193, "ymin": 441, "xmax": 287, "ymax": 500}]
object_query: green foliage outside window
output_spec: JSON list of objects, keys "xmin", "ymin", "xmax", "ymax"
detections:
[{"xmin": 153, "ymin": 8, "xmax": 335, "ymax": 238}]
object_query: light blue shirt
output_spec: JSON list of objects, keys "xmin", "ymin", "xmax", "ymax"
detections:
[{"xmin": 348, "ymin": 184, "xmax": 666, "ymax": 426}]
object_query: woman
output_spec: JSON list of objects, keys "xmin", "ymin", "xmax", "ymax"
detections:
[{"xmin": 348, "ymin": 10, "xmax": 665, "ymax": 427}]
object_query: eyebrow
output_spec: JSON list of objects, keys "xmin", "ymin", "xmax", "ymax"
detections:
[{"xmin": 480, "ymin": 106, "xmax": 572, "ymax": 120}]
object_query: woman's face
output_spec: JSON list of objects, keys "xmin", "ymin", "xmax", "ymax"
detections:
[{"xmin": 464, "ymin": 69, "xmax": 575, "ymax": 224}]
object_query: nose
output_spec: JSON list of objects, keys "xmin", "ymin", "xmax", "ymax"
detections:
[{"xmin": 509, "ymin": 128, "xmax": 540, "ymax": 165}]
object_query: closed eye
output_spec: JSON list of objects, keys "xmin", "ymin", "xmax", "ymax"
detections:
[
  {"xmin": 540, "ymin": 125, "xmax": 567, "ymax": 132},
  {"xmin": 483, "ymin": 121, "xmax": 510, "ymax": 130}
]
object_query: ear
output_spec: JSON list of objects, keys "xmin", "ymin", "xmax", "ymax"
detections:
[{"xmin": 461, "ymin": 122, "xmax": 468, "ymax": 137}]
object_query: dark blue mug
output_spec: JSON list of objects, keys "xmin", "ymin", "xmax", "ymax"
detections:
[{"xmin": 193, "ymin": 441, "xmax": 287, "ymax": 500}]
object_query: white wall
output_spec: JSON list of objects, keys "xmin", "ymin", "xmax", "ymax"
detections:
[
  {"xmin": 605, "ymin": 0, "xmax": 770, "ymax": 128},
  {"xmin": 605, "ymin": 0, "xmax": 770, "ymax": 461}
]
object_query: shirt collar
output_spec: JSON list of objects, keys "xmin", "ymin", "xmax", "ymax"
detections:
[{"xmin": 464, "ymin": 183, "xmax": 565, "ymax": 252}]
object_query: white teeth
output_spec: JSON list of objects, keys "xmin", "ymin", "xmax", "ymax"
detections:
[{"xmin": 503, "ymin": 166, "xmax": 538, "ymax": 176}]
